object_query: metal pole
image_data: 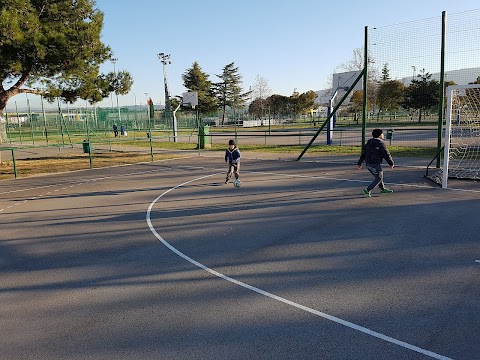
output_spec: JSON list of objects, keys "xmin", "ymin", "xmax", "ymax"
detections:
[
  {"xmin": 41, "ymin": 95, "xmax": 48, "ymax": 145},
  {"xmin": 158, "ymin": 53, "xmax": 173, "ymax": 140},
  {"xmin": 437, "ymin": 11, "xmax": 447, "ymax": 169},
  {"xmin": 5, "ymin": 112, "xmax": 11, "ymax": 144},
  {"xmin": 362, "ymin": 26, "xmax": 368, "ymax": 146},
  {"xmin": 93, "ymin": 104, "xmax": 98, "ymax": 128},
  {"xmin": 148, "ymin": 113, "xmax": 153, "ymax": 162},
  {"xmin": 15, "ymin": 101, "xmax": 22, "ymax": 144},
  {"xmin": 327, "ymin": 91, "xmax": 338, "ymax": 145},
  {"xmin": 196, "ymin": 109, "xmax": 200, "ymax": 156},
  {"xmin": 57, "ymin": 98, "xmax": 67, "ymax": 147},
  {"xmin": 144, "ymin": 92, "xmax": 149, "ymax": 133},
  {"xmin": 88, "ymin": 138, "xmax": 93, "ymax": 169},
  {"xmin": 11, "ymin": 148, "xmax": 17, "ymax": 179},
  {"xmin": 26, "ymin": 94, "xmax": 34, "ymax": 145},
  {"xmin": 172, "ymin": 103, "xmax": 181, "ymax": 143},
  {"xmin": 111, "ymin": 58, "xmax": 121, "ymax": 124},
  {"xmin": 134, "ymin": 93, "xmax": 138, "ymax": 128},
  {"xmin": 297, "ymin": 70, "xmax": 364, "ymax": 161}
]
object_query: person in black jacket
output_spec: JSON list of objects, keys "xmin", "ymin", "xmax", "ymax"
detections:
[
  {"xmin": 357, "ymin": 129, "xmax": 394, "ymax": 197},
  {"xmin": 225, "ymin": 139, "xmax": 241, "ymax": 184}
]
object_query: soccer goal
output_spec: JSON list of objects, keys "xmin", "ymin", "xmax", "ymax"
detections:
[{"xmin": 439, "ymin": 84, "xmax": 480, "ymax": 188}]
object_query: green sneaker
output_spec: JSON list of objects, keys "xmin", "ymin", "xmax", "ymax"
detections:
[
  {"xmin": 381, "ymin": 188, "xmax": 394, "ymax": 193},
  {"xmin": 362, "ymin": 189, "xmax": 372, "ymax": 197}
]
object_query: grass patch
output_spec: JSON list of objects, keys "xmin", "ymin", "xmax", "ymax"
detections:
[
  {"xmin": 0, "ymin": 142, "xmax": 436, "ymax": 180},
  {"xmin": 111, "ymin": 141, "xmax": 436, "ymax": 158},
  {"xmin": 0, "ymin": 151, "xmax": 184, "ymax": 180}
]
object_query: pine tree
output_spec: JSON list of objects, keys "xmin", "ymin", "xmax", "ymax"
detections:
[
  {"xmin": 402, "ymin": 69, "xmax": 440, "ymax": 122},
  {"xmin": 381, "ymin": 63, "xmax": 391, "ymax": 82},
  {"xmin": 213, "ymin": 62, "xmax": 250, "ymax": 125},
  {"xmin": 182, "ymin": 62, "xmax": 217, "ymax": 114}
]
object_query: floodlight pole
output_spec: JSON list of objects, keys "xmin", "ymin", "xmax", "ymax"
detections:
[
  {"xmin": 158, "ymin": 53, "xmax": 173, "ymax": 140},
  {"xmin": 111, "ymin": 57, "xmax": 121, "ymax": 123},
  {"xmin": 144, "ymin": 92, "xmax": 149, "ymax": 120}
]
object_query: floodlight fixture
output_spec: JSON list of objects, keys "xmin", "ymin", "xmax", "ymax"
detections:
[{"xmin": 157, "ymin": 53, "xmax": 171, "ymax": 65}]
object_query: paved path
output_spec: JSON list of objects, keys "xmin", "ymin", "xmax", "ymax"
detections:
[{"xmin": 1, "ymin": 155, "xmax": 479, "ymax": 359}]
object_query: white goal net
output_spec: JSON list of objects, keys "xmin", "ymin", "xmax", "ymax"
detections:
[{"xmin": 439, "ymin": 84, "xmax": 480, "ymax": 188}]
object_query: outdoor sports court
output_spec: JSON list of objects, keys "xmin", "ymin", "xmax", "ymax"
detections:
[{"xmin": 1, "ymin": 153, "xmax": 479, "ymax": 360}]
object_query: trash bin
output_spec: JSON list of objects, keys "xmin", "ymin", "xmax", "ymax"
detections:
[
  {"xmin": 386, "ymin": 129, "xmax": 394, "ymax": 140},
  {"xmin": 82, "ymin": 140, "xmax": 90, "ymax": 153},
  {"xmin": 198, "ymin": 125, "xmax": 211, "ymax": 149}
]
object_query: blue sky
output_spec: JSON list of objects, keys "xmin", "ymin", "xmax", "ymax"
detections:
[{"xmin": 7, "ymin": 0, "xmax": 480, "ymax": 110}]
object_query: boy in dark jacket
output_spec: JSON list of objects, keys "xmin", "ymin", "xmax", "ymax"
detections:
[
  {"xmin": 225, "ymin": 139, "xmax": 241, "ymax": 184},
  {"xmin": 357, "ymin": 129, "xmax": 394, "ymax": 197}
]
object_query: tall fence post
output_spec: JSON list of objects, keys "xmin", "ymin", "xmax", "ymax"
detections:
[
  {"xmin": 437, "ymin": 11, "xmax": 447, "ymax": 168},
  {"xmin": 41, "ymin": 95, "xmax": 49, "ymax": 145},
  {"xmin": 362, "ymin": 26, "xmax": 368, "ymax": 147},
  {"xmin": 11, "ymin": 148, "xmax": 17, "ymax": 179}
]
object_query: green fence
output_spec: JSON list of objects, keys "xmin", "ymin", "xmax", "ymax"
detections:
[
  {"xmin": 367, "ymin": 9, "xmax": 480, "ymax": 154},
  {"xmin": 2, "ymin": 9, "xmax": 480, "ymax": 173}
]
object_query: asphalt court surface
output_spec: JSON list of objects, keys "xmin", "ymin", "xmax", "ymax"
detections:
[{"xmin": 0, "ymin": 154, "xmax": 479, "ymax": 359}]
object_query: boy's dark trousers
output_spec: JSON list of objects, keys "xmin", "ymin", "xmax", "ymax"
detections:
[
  {"xmin": 226, "ymin": 162, "xmax": 240, "ymax": 181},
  {"xmin": 366, "ymin": 163, "xmax": 385, "ymax": 191}
]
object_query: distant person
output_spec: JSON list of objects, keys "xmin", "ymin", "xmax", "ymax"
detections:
[
  {"xmin": 357, "ymin": 128, "xmax": 394, "ymax": 197},
  {"xmin": 113, "ymin": 123, "xmax": 118, "ymax": 137},
  {"xmin": 225, "ymin": 139, "xmax": 240, "ymax": 184},
  {"xmin": 120, "ymin": 124, "xmax": 125, "ymax": 136}
]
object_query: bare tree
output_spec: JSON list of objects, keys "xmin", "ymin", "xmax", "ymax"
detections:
[
  {"xmin": 335, "ymin": 47, "xmax": 378, "ymax": 82},
  {"xmin": 251, "ymin": 75, "xmax": 271, "ymax": 100},
  {"xmin": 337, "ymin": 48, "xmax": 365, "ymax": 72}
]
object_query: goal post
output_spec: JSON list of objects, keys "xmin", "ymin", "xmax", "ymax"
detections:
[{"xmin": 441, "ymin": 84, "xmax": 480, "ymax": 188}]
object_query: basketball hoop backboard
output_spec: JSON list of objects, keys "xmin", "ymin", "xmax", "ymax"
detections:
[
  {"xmin": 332, "ymin": 71, "xmax": 363, "ymax": 92},
  {"xmin": 181, "ymin": 91, "xmax": 198, "ymax": 108}
]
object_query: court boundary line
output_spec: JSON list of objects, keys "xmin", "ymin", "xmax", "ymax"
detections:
[{"xmin": 146, "ymin": 173, "xmax": 453, "ymax": 360}]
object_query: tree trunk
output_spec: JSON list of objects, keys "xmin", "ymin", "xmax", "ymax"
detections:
[
  {"xmin": 221, "ymin": 105, "xmax": 226, "ymax": 125},
  {"xmin": 1, "ymin": 91, "xmax": 11, "ymax": 146},
  {"xmin": 0, "ymin": 112, "xmax": 4, "ymax": 163},
  {"xmin": 0, "ymin": 113, "xmax": 7, "ymax": 149}
]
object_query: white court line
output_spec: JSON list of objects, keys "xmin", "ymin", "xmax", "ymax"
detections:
[
  {"xmin": 146, "ymin": 173, "xmax": 452, "ymax": 360},
  {"xmin": 0, "ymin": 165, "xmax": 171, "ymax": 214},
  {"xmin": 247, "ymin": 169, "xmax": 480, "ymax": 193},
  {"xmin": 0, "ymin": 183, "xmax": 63, "ymax": 195},
  {"xmin": 176, "ymin": 164, "xmax": 480, "ymax": 193}
]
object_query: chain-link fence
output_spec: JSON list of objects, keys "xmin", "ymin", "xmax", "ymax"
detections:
[
  {"xmin": 365, "ymin": 9, "xmax": 480, "ymax": 163},
  {"xmin": 2, "ymin": 10, "xmax": 480, "ymax": 176}
]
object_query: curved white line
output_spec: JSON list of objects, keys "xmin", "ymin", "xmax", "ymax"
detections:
[{"xmin": 146, "ymin": 174, "xmax": 452, "ymax": 360}]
